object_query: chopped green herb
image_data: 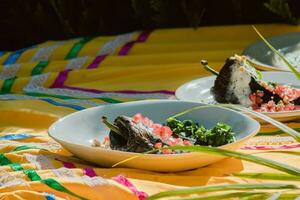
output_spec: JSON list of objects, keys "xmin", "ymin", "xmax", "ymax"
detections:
[
  {"xmin": 268, "ymin": 81, "xmax": 278, "ymax": 88},
  {"xmin": 166, "ymin": 118, "xmax": 235, "ymax": 147}
]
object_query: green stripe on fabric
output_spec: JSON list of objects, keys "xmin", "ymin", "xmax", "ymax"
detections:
[
  {"xmin": 99, "ymin": 97, "xmax": 123, "ymax": 103},
  {"xmin": 1, "ymin": 153, "xmax": 88, "ymax": 199},
  {"xmin": 1, "ymin": 77, "xmax": 16, "ymax": 93},
  {"xmin": 0, "ymin": 153, "xmax": 12, "ymax": 165},
  {"xmin": 12, "ymin": 145, "xmax": 50, "ymax": 153},
  {"xmin": 41, "ymin": 178, "xmax": 88, "ymax": 200},
  {"xmin": 65, "ymin": 37, "xmax": 92, "ymax": 60},
  {"xmin": 31, "ymin": 61, "xmax": 49, "ymax": 76},
  {"xmin": 0, "ymin": 153, "xmax": 23, "ymax": 170},
  {"xmin": 24, "ymin": 169, "xmax": 42, "ymax": 181},
  {"xmin": 25, "ymin": 170, "xmax": 88, "ymax": 200},
  {"xmin": 10, "ymin": 163, "xmax": 24, "ymax": 171},
  {"xmin": 0, "ymin": 150, "xmax": 88, "ymax": 199},
  {"xmin": 25, "ymin": 92, "xmax": 123, "ymax": 103},
  {"xmin": 12, "ymin": 145, "xmax": 37, "ymax": 152},
  {"xmin": 0, "ymin": 146, "xmax": 40, "ymax": 171}
]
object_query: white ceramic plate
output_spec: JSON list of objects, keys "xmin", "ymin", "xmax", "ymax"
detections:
[
  {"xmin": 243, "ymin": 32, "xmax": 300, "ymax": 71},
  {"xmin": 176, "ymin": 72, "xmax": 300, "ymax": 122},
  {"xmin": 49, "ymin": 100, "xmax": 259, "ymax": 172}
]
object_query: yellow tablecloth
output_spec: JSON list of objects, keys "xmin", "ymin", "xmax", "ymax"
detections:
[{"xmin": 0, "ymin": 24, "xmax": 300, "ymax": 199}]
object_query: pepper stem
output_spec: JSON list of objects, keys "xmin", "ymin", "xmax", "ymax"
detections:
[
  {"xmin": 102, "ymin": 116, "xmax": 126, "ymax": 138},
  {"xmin": 200, "ymin": 60, "xmax": 219, "ymax": 76}
]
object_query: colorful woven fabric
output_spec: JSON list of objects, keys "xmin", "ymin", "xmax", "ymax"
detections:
[{"xmin": 0, "ymin": 24, "xmax": 300, "ymax": 199}]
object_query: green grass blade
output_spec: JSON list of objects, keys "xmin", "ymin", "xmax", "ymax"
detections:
[
  {"xmin": 165, "ymin": 145, "xmax": 300, "ymax": 176},
  {"xmin": 111, "ymin": 149, "xmax": 158, "ymax": 167},
  {"xmin": 232, "ymin": 172, "xmax": 300, "ymax": 181},
  {"xmin": 252, "ymin": 25, "xmax": 300, "ymax": 80},
  {"xmin": 295, "ymin": 195, "xmax": 300, "ymax": 200},
  {"xmin": 146, "ymin": 183, "xmax": 297, "ymax": 200},
  {"xmin": 243, "ymin": 193, "xmax": 299, "ymax": 200},
  {"xmin": 112, "ymin": 154, "xmax": 145, "ymax": 168},
  {"xmin": 172, "ymin": 192, "xmax": 266, "ymax": 200},
  {"xmin": 266, "ymin": 193, "xmax": 281, "ymax": 200},
  {"xmin": 222, "ymin": 104, "xmax": 300, "ymax": 142},
  {"xmin": 169, "ymin": 105, "xmax": 207, "ymax": 118},
  {"xmin": 257, "ymin": 128, "xmax": 300, "ymax": 136},
  {"xmin": 240, "ymin": 194, "xmax": 267, "ymax": 200},
  {"xmin": 113, "ymin": 146, "xmax": 300, "ymax": 177},
  {"xmin": 260, "ymin": 150, "xmax": 300, "ymax": 156}
]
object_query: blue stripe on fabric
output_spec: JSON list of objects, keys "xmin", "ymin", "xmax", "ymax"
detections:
[
  {"xmin": 3, "ymin": 45, "xmax": 36, "ymax": 65},
  {"xmin": 0, "ymin": 51, "xmax": 5, "ymax": 57},
  {"xmin": 3, "ymin": 48, "xmax": 28, "ymax": 65},
  {"xmin": 0, "ymin": 133, "xmax": 35, "ymax": 140},
  {"xmin": 40, "ymin": 98, "xmax": 85, "ymax": 110},
  {"xmin": 44, "ymin": 192, "xmax": 56, "ymax": 200}
]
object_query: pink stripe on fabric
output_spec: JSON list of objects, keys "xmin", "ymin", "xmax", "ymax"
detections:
[
  {"xmin": 118, "ymin": 31, "xmax": 152, "ymax": 56},
  {"xmin": 118, "ymin": 41, "xmax": 135, "ymax": 56},
  {"xmin": 87, "ymin": 54, "xmax": 108, "ymax": 69},
  {"xmin": 55, "ymin": 158, "xmax": 76, "ymax": 168},
  {"xmin": 83, "ymin": 168, "xmax": 97, "ymax": 177},
  {"xmin": 87, "ymin": 31, "xmax": 151, "ymax": 68},
  {"xmin": 241, "ymin": 143, "xmax": 300, "ymax": 150},
  {"xmin": 63, "ymin": 85, "xmax": 175, "ymax": 95},
  {"xmin": 50, "ymin": 69, "xmax": 72, "ymax": 88},
  {"xmin": 113, "ymin": 175, "xmax": 148, "ymax": 200},
  {"xmin": 136, "ymin": 31, "xmax": 152, "ymax": 42}
]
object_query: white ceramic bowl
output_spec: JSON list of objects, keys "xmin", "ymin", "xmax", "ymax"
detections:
[{"xmin": 49, "ymin": 100, "xmax": 260, "ymax": 172}]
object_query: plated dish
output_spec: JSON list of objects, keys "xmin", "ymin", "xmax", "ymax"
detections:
[
  {"xmin": 243, "ymin": 32, "xmax": 300, "ymax": 71},
  {"xmin": 49, "ymin": 100, "xmax": 259, "ymax": 172},
  {"xmin": 92, "ymin": 113, "xmax": 236, "ymax": 154},
  {"xmin": 176, "ymin": 55, "xmax": 300, "ymax": 121},
  {"xmin": 212, "ymin": 55, "xmax": 300, "ymax": 112}
]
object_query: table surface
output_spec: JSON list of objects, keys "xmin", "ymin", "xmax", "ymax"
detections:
[{"xmin": 0, "ymin": 24, "xmax": 300, "ymax": 199}]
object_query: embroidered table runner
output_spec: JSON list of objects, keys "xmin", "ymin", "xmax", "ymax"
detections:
[{"xmin": 0, "ymin": 24, "xmax": 300, "ymax": 199}]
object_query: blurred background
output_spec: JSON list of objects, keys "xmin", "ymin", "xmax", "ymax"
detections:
[{"xmin": 1, "ymin": 0, "xmax": 299, "ymax": 50}]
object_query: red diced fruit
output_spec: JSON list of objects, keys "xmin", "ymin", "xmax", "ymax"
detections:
[
  {"xmin": 183, "ymin": 140, "xmax": 192, "ymax": 146},
  {"xmin": 249, "ymin": 83, "xmax": 300, "ymax": 112},
  {"xmin": 249, "ymin": 94, "xmax": 256, "ymax": 102},
  {"xmin": 132, "ymin": 113, "xmax": 173, "ymax": 139},
  {"xmin": 132, "ymin": 113, "xmax": 143, "ymax": 123},
  {"xmin": 132, "ymin": 113, "xmax": 154, "ymax": 127},
  {"xmin": 154, "ymin": 142, "xmax": 162, "ymax": 149},
  {"xmin": 155, "ymin": 126, "xmax": 173, "ymax": 139},
  {"xmin": 130, "ymin": 113, "xmax": 193, "ymax": 154},
  {"xmin": 167, "ymin": 137, "xmax": 176, "ymax": 146},
  {"xmin": 162, "ymin": 149, "xmax": 172, "ymax": 154},
  {"xmin": 103, "ymin": 136, "xmax": 110, "ymax": 145},
  {"xmin": 267, "ymin": 100, "xmax": 275, "ymax": 108},
  {"xmin": 174, "ymin": 138, "xmax": 183, "ymax": 145},
  {"xmin": 152, "ymin": 123, "xmax": 162, "ymax": 128}
]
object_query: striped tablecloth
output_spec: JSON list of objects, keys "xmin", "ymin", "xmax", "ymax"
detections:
[{"xmin": 0, "ymin": 24, "xmax": 300, "ymax": 199}]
